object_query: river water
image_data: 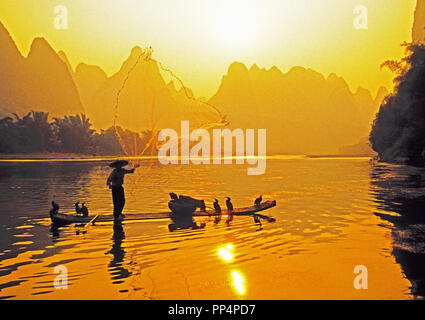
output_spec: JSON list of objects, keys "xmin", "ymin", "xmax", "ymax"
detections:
[{"xmin": 0, "ymin": 157, "xmax": 424, "ymax": 300}]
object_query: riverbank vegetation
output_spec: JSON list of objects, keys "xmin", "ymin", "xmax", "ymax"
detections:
[{"xmin": 0, "ymin": 111, "xmax": 154, "ymax": 155}]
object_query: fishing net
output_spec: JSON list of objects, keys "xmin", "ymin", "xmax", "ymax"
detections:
[{"xmin": 112, "ymin": 47, "xmax": 229, "ymax": 193}]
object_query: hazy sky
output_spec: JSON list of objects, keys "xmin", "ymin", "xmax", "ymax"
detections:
[{"xmin": 0, "ymin": 0, "xmax": 416, "ymax": 97}]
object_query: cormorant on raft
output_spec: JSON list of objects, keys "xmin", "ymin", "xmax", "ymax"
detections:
[
  {"xmin": 225, "ymin": 197, "xmax": 234, "ymax": 225},
  {"xmin": 81, "ymin": 203, "xmax": 89, "ymax": 217},
  {"xmin": 213, "ymin": 199, "xmax": 221, "ymax": 214},
  {"xmin": 75, "ymin": 202, "xmax": 82, "ymax": 215},
  {"xmin": 226, "ymin": 197, "xmax": 234, "ymax": 212},
  {"xmin": 255, "ymin": 195, "xmax": 263, "ymax": 206},
  {"xmin": 75, "ymin": 201, "xmax": 89, "ymax": 217},
  {"xmin": 50, "ymin": 201, "xmax": 59, "ymax": 216}
]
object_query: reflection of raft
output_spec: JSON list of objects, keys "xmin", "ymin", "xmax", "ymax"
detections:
[{"xmin": 50, "ymin": 213, "xmax": 98, "ymax": 227}]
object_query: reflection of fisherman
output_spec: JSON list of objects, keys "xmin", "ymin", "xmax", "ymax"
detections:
[
  {"xmin": 107, "ymin": 160, "xmax": 137, "ymax": 220},
  {"xmin": 106, "ymin": 221, "xmax": 131, "ymax": 280}
]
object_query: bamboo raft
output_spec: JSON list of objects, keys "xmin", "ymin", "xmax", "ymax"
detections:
[{"xmin": 50, "ymin": 200, "xmax": 277, "ymax": 226}]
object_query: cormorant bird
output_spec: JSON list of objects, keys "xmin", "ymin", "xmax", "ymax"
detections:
[
  {"xmin": 254, "ymin": 195, "xmax": 263, "ymax": 206},
  {"xmin": 226, "ymin": 197, "xmax": 234, "ymax": 212},
  {"xmin": 225, "ymin": 198, "xmax": 235, "ymax": 225},
  {"xmin": 81, "ymin": 203, "xmax": 89, "ymax": 217},
  {"xmin": 75, "ymin": 202, "xmax": 82, "ymax": 215},
  {"xmin": 213, "ymin": 199, "xmax": 221, "ymax": 214},
  {"xmin": 50, "ymin": 201, "xmax": 59, "ymax": 216}
]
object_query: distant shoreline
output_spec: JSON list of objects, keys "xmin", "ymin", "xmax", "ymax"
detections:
[
  {"xmin": 0, "ymin": 153, "xmax": 373, "ymax": 162},
  {"xmin": 0, "ymin": 153, "xmax": 122, "ymax": 161},
  {"xmin": 307, "ymin": 154, "xmax": 374, "ymax": 159}
]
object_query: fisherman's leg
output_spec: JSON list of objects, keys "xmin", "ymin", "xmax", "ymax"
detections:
[
  {"xmin": 118, "ymin": 186, "xmax": 125, "ymax": 216},
  {"xmin": 112, "ymin": 187, "xmax": 120, "ymax": 219}
]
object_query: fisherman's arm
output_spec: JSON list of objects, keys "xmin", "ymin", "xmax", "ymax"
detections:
[
  {"xmin": 107, "ymin": 172, "xmax": 114, "ymax": 186},
  {"xmin": 124, "ymin": 165, "xmax": 140, "ymax": 174}
]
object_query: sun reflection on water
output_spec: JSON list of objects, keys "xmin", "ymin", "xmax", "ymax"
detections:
[
  {"xmin": 217, "ymin": 244, "xmax": 247, "ymax": 296},
  {"xmin": 217, "ymin": 244, "xmax": 234, "ymax": 262},
  {"xmin": 231, "ymin": 271, "xmax": 246, "ymax": 295}
]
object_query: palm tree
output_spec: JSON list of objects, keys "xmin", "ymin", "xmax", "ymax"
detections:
[
  {"xmin": 0, "ymin": 116, "xmax": 15, "ymax": 153},
  {"xmin": 92, "ymin": 127, "xmax": 123, "ymax": 155},
  {"xmin": 11, "ymin": 111, "xmax": 52, "ymax": 152},
  {"xmin": 52, "ymin": 114, "xmax": 95, "ymax": 154}
]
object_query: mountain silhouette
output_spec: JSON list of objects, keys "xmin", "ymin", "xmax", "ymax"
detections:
[
  {"xmin": 209, "ymin": 63, "xmax": 385, "ymax": 155},
  {"xmin": 413, "ymin": 0, "xmax": 425, "ymax": 44},
  {"xmin": 0, "ymin": 21, "xmax": 84, "ymax": 118},
  {"xmin": 70, "ymin": 46, "xmax": 220, "ymax": 132},
  {"xmin": 73, "ymin": 62, "xmax": 108, "ymax": 112},
  {"xmin": 82, "ymin": 46, "xmax": 175, "ymax": 131},
  {"xmin": 0, "ymin": 20, "xmax": 388, "ymax": 155}
]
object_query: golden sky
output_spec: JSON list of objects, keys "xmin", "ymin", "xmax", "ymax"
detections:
[{"xmin": 0, "ymin": 0, "xmax": 417, "ymax": 97}]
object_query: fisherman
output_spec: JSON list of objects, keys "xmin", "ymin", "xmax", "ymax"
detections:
[
  {"xmin": 107, "ymin": 160, "xmax": 138, "ymax": 220},
  {"xmin": 81, "ymin": 203, "xmax": 89, "ymax": 217}
]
